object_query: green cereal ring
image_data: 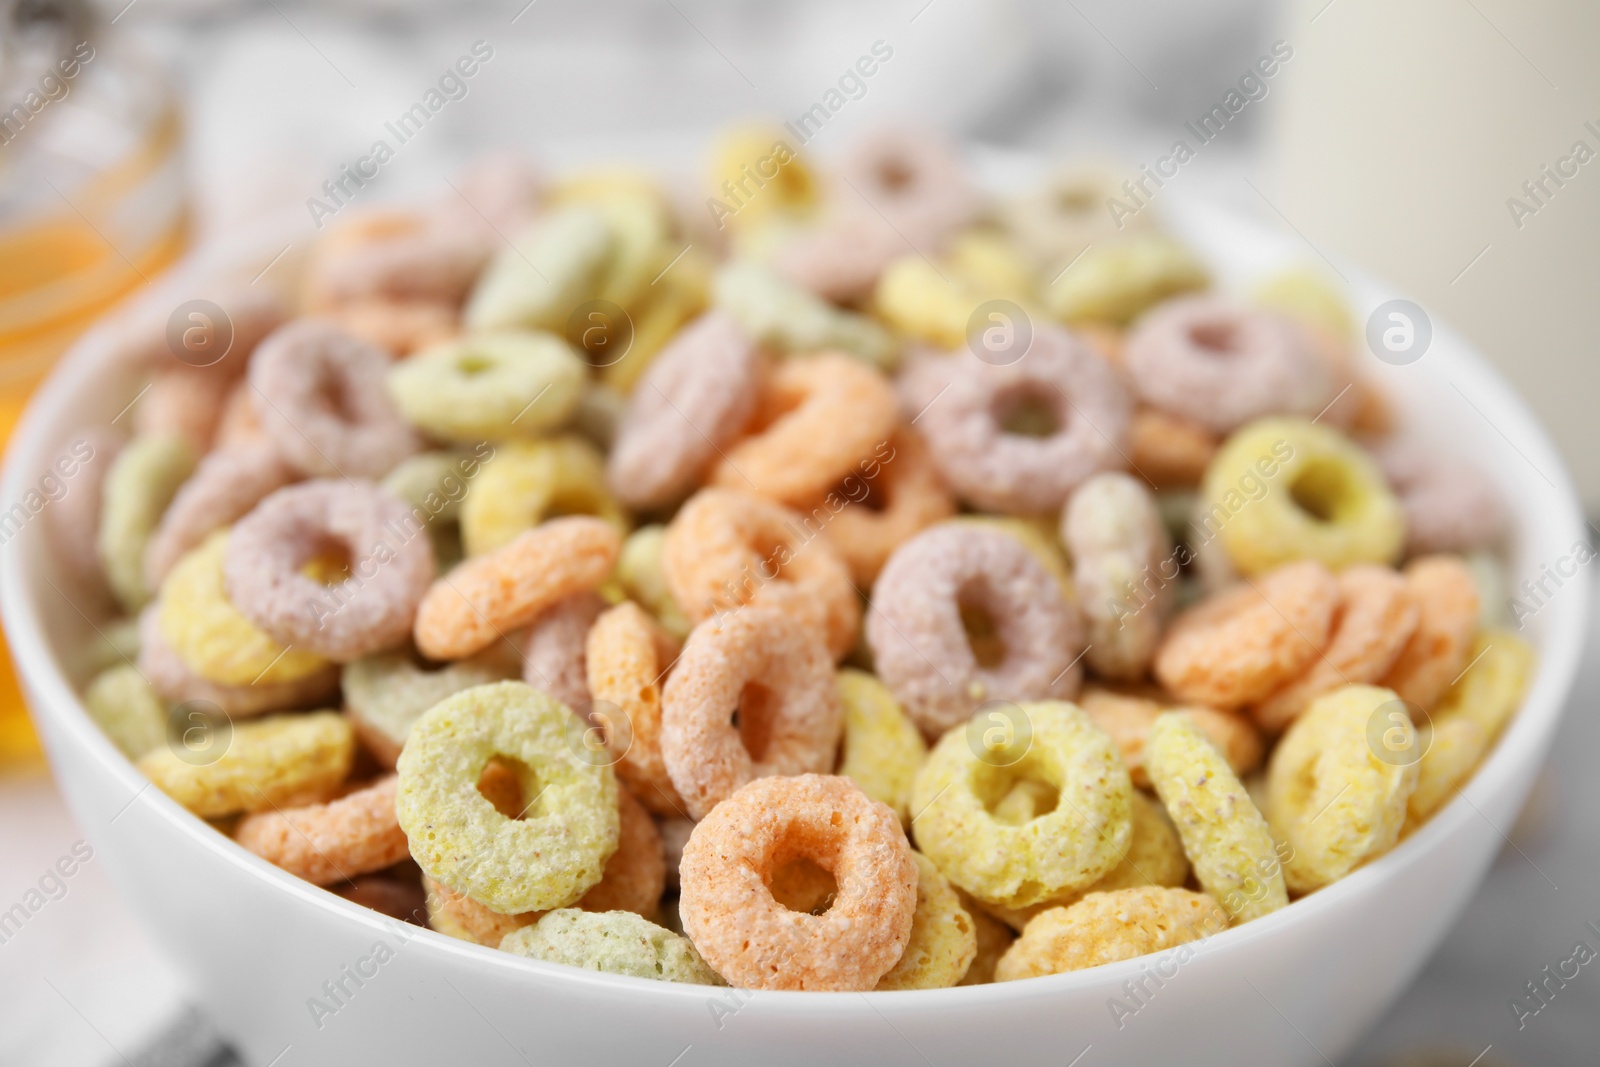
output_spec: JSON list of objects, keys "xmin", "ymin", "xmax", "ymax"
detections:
[
  {"xmin": 1202, "ymin": 418, "xmax": 1404, "ymax": 576},
  {"xmin": 713, "ymin": 261, "xmax": 897, "ymax": 370},
  {"xmin": 837, "ymin": 669, "xmax": 928, "ymax": 825},
  {"xmin": 1267, "ymin": 684, "xmax": 1418, "ymax": 893},
  {"xmin": 614, "ymin": 525, "xmax": 692, "ymax": 639},
  {"xmin": 395, "ymin": 681, "xmax": 619, "ymax": 914},
  {"xmin": 157, "ymin": 531, "xmax": 331, "ymax": 687},
  {"xmin": 380, "ymin": 449, "xmax": 484, "ymax": 570},
  {"xmin": 136, "ymin": 711, "xmax": 353, "ymax": 818},
  {"xmin": 459, "ymin": 436, "xmax": 627, "ymax": 558},
  {"xmin": 387, "ymin": 332, "xmax": 585, "ymax": 442},
  {"xmin": 77, "ymin": 615, "xmax": 143, "ymax": 678},
  {"xmin": 909, "ymin": 701, "xmax": 1133, "ymax": 909},
  {"xmin": 499, "ymin": 909, "xmax": 723, "ymax": 985},
  {"xmin": 342, "ymin": 648, "xmax": 519, "ymax": 767},
  {"xmin": 464, "ymin": 205, "xmax": 614, "ymax": 332},
  {"xmin": 99, "ymin": 433, "xmax": 197, "ymax": 609},
  {"xmin": 1045, "ymin": 233, "xmax": 1208, "ymax": 325},
  {"xmin": 84, "ymin": 664, "xmax": 166, "ymax": 759},
  {"xmin": 875, "ymin": 852, "xmax": 977, "ymax": 990},
  {"xmin": 1146, "ymin": 713, "xmax": 1286, "ymax": 924}
]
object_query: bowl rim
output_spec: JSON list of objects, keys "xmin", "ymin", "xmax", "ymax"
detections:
[{"xmin": 0, "ymin": 192, "xmax": 1589, "ymax": 1011}]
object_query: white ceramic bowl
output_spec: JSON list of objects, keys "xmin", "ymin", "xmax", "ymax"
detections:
[{"xmin": 1, "ymin": 193, "xmax": 1588, "ymax": 1067}]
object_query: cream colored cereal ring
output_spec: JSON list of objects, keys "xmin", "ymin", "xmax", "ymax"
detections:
[
  {"xmin": 585, "ymin": 602, "xmax": 688, "ymax": 817},
  {"xmin": 1078, "ymin": 686, "xmax": 1263, "ymax": 789},
  {"xmin": 500, "ymin": 909, "xmax": 723, "ymax": 985},
  {"xmin": 99, "ymin": 433, "xmax": 198, "ymax": 610},
  {"xmin": 1146, "ymin": 713, "xmax": 1286, "ymax": 923},
  {"xmin": 138, "ymin": 606, "xmax": 340, "ymax": 719},
  {"xmin": 998, "ymin": 164, "xmax": 1146, "ymax": 275},
  {"xmin": 144, "ymin": 442, "xmax": 296, "ymax": 590},
  {"xmin": 460, "ymin": 436, "xmax": 627, "ymax": 558},
  {"xmin": 909, "ymin": 701, "xmax": 1133, "ymax": 909},
  {"xmin": 341, "ymin": 647, "xmax": 518, "ymax": 768},
  {"xmin": 234, "ymin": 774, "xmax": 410, "ymax": 886},
  {"xmin": 463, "ymin": 204, "xmax": 614, "ymax": 332},
  {"xmin": 875, "ymin": 852, "xmax": 978, "ymax": 990},
  {"xmin": 836, "ymin": 668, "xmax": 928, "ymax": 826},
  {"xmin": 613, "ymin": 525, "xmax": 693, "ymax": 640},
  {"xmin": 394, "ymin": 681, "xmax": 619, "ymax": 914},
  {"xmin": 1380, "ymin": 556, "xmax": 1481, "ymax": 711},
  {"xmin": 84, "ymin": 664, "xmax": 167, "ymax": 760},
  {"xmin": 136, "ymin": 710, "xmax": 354, "ymax": 818},
  {"xmin": 994, "ymin": 887, "xmax": 1228, "ymax": 981},
  {"xmin": 1062, "ymin": 472, "xmax": 1174, "ymax": 681},
  {"xmin": 387, "ymin": 331, "xmax": 586, "ymax": 442},
  {"xmin": 1267, "ymin": 684, "xmax": 1419, "ymax": 893}
]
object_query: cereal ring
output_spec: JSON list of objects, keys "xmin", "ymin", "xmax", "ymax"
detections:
[
  {"xmin": 1405, "ymin": 717, "xmax": 1486, "ymax": 831},
  {"xmin": 333, "ymin": 298, "xmax": 459, "ymax": 357},
  {"xmin": 144, "ymin": 443, "xmax": 295, "ymax": 589},
  {"xmin": 342, "ymin": 647, "xmax": 518, "ymax": 767},
  {"xmin": 836, "ymin": 669, "xmax": 928, "ymax": 826},
  {"xmin": 136, "ymin": 710, "xmax": 354, "ymax": 818},
  {"xmin": 606, "ymin": 311, "xmax": 762, "ymax": 511},
  {"xmin": 1371, "ymin": 438, "xmax": 1506, "ymax": 556},
  {"xmin": 568, "ymin": 786, "xmax": 665, "ymax": 918},
  {"xmin": 1253, "ymin": 564, "xmax": 1420, "ymax": 732},
  {"xmin": 84, "ymin": 664, "xmax": 166, "ymax": 759},
  {"xmin": 444, "ymin": 153, "xmax": 545, "ymax": 237},
  {"xmin": 909, "ymin": 701, "xmax": 1133, "ymax": 909},
  {"xmin": 998, "ymin": 164, "xmax": 1147, "ymax": 274},
  {"xmin": 1251, "ymin": 266, "xmax": 1355, "ymax": 343},
  {"xmin": 380, "ymin": 448, "xmax": 485, "ymax": 568},
  {"xmin": 387, "ymin": 332, "xmax": 586, "ymax": 442},
  {"xmin": 214, "ymin": 379, "xmax": 265, "ymax": 448},
  {"xmin": 158, "ymin": 532, "xmax": 332, "ymax": 686},
  {"xmin": 464, "ymin": 205, "xmax": 613, "ymax": 332},
  {"xmin": 395, "ymin": 681, "xmax": 619, "ymax": 913},
  {"xmin": 657, "ymin": 816, "xmax": 694, "ymax": 890},
  {"xmin": 875, "ymin": 852, "xmax": 977, "ymax": 990},
  {"xmin": 957, "ymin": 889, "xmax": 1016, "ymax": 985},
  {"xmin": 872, "ymin": 238, "xmax": 1037, "ymax": 351},
  {"xmin": 108, "ymin": 281, "xmax": 288, "ymax": 380},
  {"xmin": 914, "ymin": 326, "xmax": 1132, "ymax": 513},
  {"xmin": 425, "ymin": 874, "xmax": 536, "ymax": 945},
  {"xmin": 1202, "ymin": 418, "xmax": 1405, "ymax": 575},
  {"xmin": 679, "ymin": 774, "xmax": 917, "ymax": 991},
  {"xmin": 1267, "ymin": 684, "xmax": 1419, "ymax": 893},
  {"xmin": 523, "ymin": 592, "xmax": 607, "ymax": 712},
  {"xmin": 47, "ymin": 427, "xmax": 124, "ymax": 585},
  {"xmin": 773, "ymin": 218, "xmax": 908, "ymax": 307},
  {"xmin": 1046, "ymin": 234, "xmax": 1209, "ymax": 326},
  {"xmin": 1123, "ymin": 295, "xmax": 1333, "ymax": 434},
  {"xmin": 661, "ymin": 488, "xmax": 859, "ymax": 660},
  {"xmin": 711, "ymin": 353, "xmax": 898, "ymax": 507},
  {"xmin": 832, "ymin": 126, "xmax": 978, "ymax": 255},
  {"xmin": 138, "ymin": 606, "xmax": 339, "ymax": 718},
  {"xmin": 614, "ymin": 526, "xmax": 693, "ymax": 639},
  {"xmin": 307, "ymin": 208, "xmax": 492, "ymax": 308},
  {"xmin": 413, "ymin": 517, "xmax": 621, "ymax": 661},
  {"xmin": 954, "ymin": 515, "xmax": 1074, "ymax": 594},
  {"xmin": 585, "ymin": 602, "xmax": 688, "ymax": 817},
  {"xmin": 867, "ymin": 524, "xmax": 1085, "ymax": 738},
  {"xmin": 248, "ymin": 319, "xmax": 422, "ymax": 479},
  {"xmin": 1062, "ymin": 472, "xmax": 1174, "ymax": 681},
  {"xmin": 1128, "ymin": 407, "xmax": 1218, "ymax": 489},
  {"xmin": 134, "ymin": 371, "xmax": 229, "ymax": 452},
  {"xmin": 461, "ymin": 437, "xmax": 626, "ymax": 558},
  {"xmin": 600, "ymin": 247, "xmax": 713, "ymax": 395},
  {"xmin": 1380, "ymin": 556, "xmax": 1481, "ymax": 710},
  {"xmin": 710, "ymin": 127, "xmax": 819, "ymax": 232},
  {"xmin": 223, "ymin": 480, "xmax": 436, "ymax": 662},
  {"xmin": 335, "ymin": 868, "xmax": 427, "ymax": 923},
  {"xmin": 1154, "ymin": 561, "xmax": 1339, "ymax": 710},
  {"xmin": 1146, "ymin": 713, "xmax": 1286, "ymax": 923},
  {"xmin": 993, "ymin": 887, "xmax": 1228, "ymax": 981},
  {"xmin": 235, "ymin": 775, "xmax": 410, "ymax": 885},
  {"xmin": 500, "ymin": 909, "xmax": 723, "ymax": 985},
  {"xmin": 660, "ymin": 607, "xmax": 842, "ymax": 820},
  {"xmin": 815, "ymin": 429, "xmax": 956, "ymax": 586},
  {"xmin": 713, "ymin": 262, "xmax": 897, "ymax": 369},
  {"xmin": 99, "ymin": 434, "xmax": 198, "ymax": 609},
  {"xmin": 1078, "ymin": 686, "xmax": 1263, "ymax": 788}
]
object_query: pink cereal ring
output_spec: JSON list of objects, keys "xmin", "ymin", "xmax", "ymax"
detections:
[
  {"xmin": 144, "ymin": 443, "xmax": 296, "ymax": 589},
  {"xmin": 248, "ymin": 319, "xmax": 422, "ymax": 479},
  {"xmin": 522, "ymin": 592, "xmax": 608, "ymax": 712},
  {"xmin": 679, "ymin": 774, "xmax": 918, "ymax": 990},
  {"xmin": 1371, "ymin": 437, "xmax": 1507, "ymax": 556},
  {"xmin": 660, "ymin": 606, "xmax": 843, "ymax": 820},
  {"xmin": 223, "ymin": 480, "xmax": 436, "ymax": 662},
  {"xmin": 234, "ymin": 774, "xmax": 410, "ymax": 885},
  {"xmin": 413, "ymin": 516, "xmax": 621, "ymax": 661},
  {"xmin": 607, "ymin": 311, "xmax": 762, "ymax": 511},
  {"xmin": 307, "ymin": 208, "xmax": 492, "ymax": 309},
  {"xmin": 110, "ymin": 281, "xmax": 288, "ymax": 381},
  {"xmin": 916, "ymin": 326, "xmax": 1133, "ymax": 513},
  {"xmin": 866, "ymin": 522, "xmax": 1085, "ymax": 739},
  {"xmin": 137, "ymin": 607, "xmax": 340, "ymax": 718},
  {"xmin": 1122, "ymin": 295, "xmax": 1334, "ymax": 434}
]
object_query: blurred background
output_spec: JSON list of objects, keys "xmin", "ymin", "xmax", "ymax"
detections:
[{"xmin": 0, "ymin": 1, "xmax": 1595, "ymax": 1064}]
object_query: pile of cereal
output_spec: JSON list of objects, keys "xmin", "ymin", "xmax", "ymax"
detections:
[{"xmin": 65, "ymin": 126, "xmax": 1534, "ymax": 991}]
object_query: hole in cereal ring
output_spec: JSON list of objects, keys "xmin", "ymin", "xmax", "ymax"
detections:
[
  {"xmin": 993, "ymin": 386, "xmax": 1061, "ymax": 438},
  {"xmin": 1289, "ymin": 458, "xmax": 1356, "ymax": 524},
  {"xmin": 733, "ymin": 682, "xmax": 778, "ymax": 761},
  {"xmin": 300, "ymin": 536, "xmax": 353, "ymax": 585},
  {"xmin": 1055, "ymin": 188, "xmax": 1097, "ymax": 215},
  {"xmin": 456, "ymin": 351, "xmax": 496, "ymax": 377},
  {"xmin": 1189, "ymin": 319, "xmax": 1240, "ymax": 356},
  {"xmin": 768, "ymin": 855, "xmax": 838, "ymax": 915},
  {"xmin": 878, "ymin": 159, "xmax": 915, "ymax": 193},
  {"xmin": 977, "ymin": 766, "xmax": 1061, "ymax": 826},
  {"xmin": 958, "ymin": 599, "xmax": 1006, "ymax": 669},
  {"xmin": 477, "ymin": 755, "xmax": 542, "ymax": 820}
]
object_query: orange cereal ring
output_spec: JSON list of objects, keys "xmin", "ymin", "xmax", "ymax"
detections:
[
  {"xmin": 215, "ymin": 380, "xmax": 266, "ymax": 448},
  {"xmin": 134, "ymin": 371, "xmax": 229, "ymax": 452},
  {"xmin": 815, "ymin": 429, "xmax": 956, "ymax": 586},
  {"xmin": 334, "ymin": 298, "xmax": 459, "ymax": 357},
  {"xmin": 234, "ymin": 775, "xmax": 410, "ymax": 886},
  {"xmin": 1127, "ymin": 407, "xmax": 1218, "ymax": 489},
  {"xmin": 1381, "ymin": 555, "xmax": 1480, "ymax": 710},
  {"xmin": 413, "ymin": 517, "xmax": 621, "ymax": 660},
  {"xmin": 1253, "ymin": 564, "xmax": 1420, "ymax": 732},
  {"xmin": 662, "ymin": 488, "xmax": 859, "ymax": 660},
  {"xmin": 660, "ymin": 607, "xmax": 842, "ymax": 819},
  {"xmin": 679, "ymin": 774, "xmax": 918, "ymax": 990},
  {"xmin": 1078, "ymin": 685, "xmax": 1262, "ymax": 788},
  {"xmin": 1154, "ymin": 561, "xmax": 1339, "ymax": 710},
  {"xmin": 711, "ymin": 353, "xmax": 898, "ymax": 507},
  {"xmin": 585, "ymin": 602, "xmax": 689, "ymax": 817}
]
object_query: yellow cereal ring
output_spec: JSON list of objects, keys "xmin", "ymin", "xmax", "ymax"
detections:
[
  {"xmin": 460, "ymin": 436, "xmax": 627, "ymax": 558},
  {"xmin": 946, "ymin": 229, "xmax": 1039, "ymax": 299},
  {"xmin": 388, "ymin": 331, "xmax": 586, "ymax": 442},
  {"xmin": 464, "ymin": 205, "xmax": 614, "ymax": 332},
  {"xmin": 709, "ymin": 127, "xmax": 818, "ymax": 230},
  {"xmin": 1045, "ymin": 233, "xmax": 1208, "ymax": 326},
  {"xmin": 1146, "ymin": 713, "xmax": 1286, "ymax": 923},
  {"xmin": 157, "ymin": 531, "xmax": 331, "ymax": 686},
  {"xmin": 99, "ymin": 434, "xmax": 198, "ymax": 609},
  {"xmin": 1251, "ymin": 266, "xmax": 1354, "ymax": 343},
  {"xmin": 136, "ymin": 711, "xmax": 353, "ymax": 818},
  {"xmin": 613, "ymin": 525, "xmax": 693, "ymax": 639},
  {"xmin": 994, "ymin": 887, "xmax": 1229, "ymax": 980},
  {"xmin": 837, "ymin": 668, "xmax": 928, "ymax": 825},
  {"xmin": 713, "ymin": 261, "xmax": 897, "ymax": 370},
  {"xmin": 577, "ymin": 188, "xmax": 672, "ymax": 311},
  {"xmin": 875, "ymin": 852, "xmax": 978, "ymax": 990},
  {"xmin": 1406, "ymin": 716, "xmax": 1487, "ymax": 829},
  {"xmin": 909, "ymin": 701, "xmax": 1133, "ymax": 909},
  {"xmin": 1203, "ymin": 418, "xmax": 1405, "ymax": 575},
  {"xmin": 84, "ymin": 664, "xmax": 166, "ymax": 759},
  {"xmin": 1267, "ymin": 684, "xmax": 1418, "ymax": 893},
  {"xmin": 500, "ymin": 909, "xmax": 724, "ymax": 985},
  {"xmin": 394, "ymin": 681, "xmax": 619, "ymax": 914},
  {"xmin": 601, "ymin": 247, "xmax": 712, "ymax": 394},
  {"xmin": 956, "ymin": 889, "xmax": 1016, "ymax": 985}
]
